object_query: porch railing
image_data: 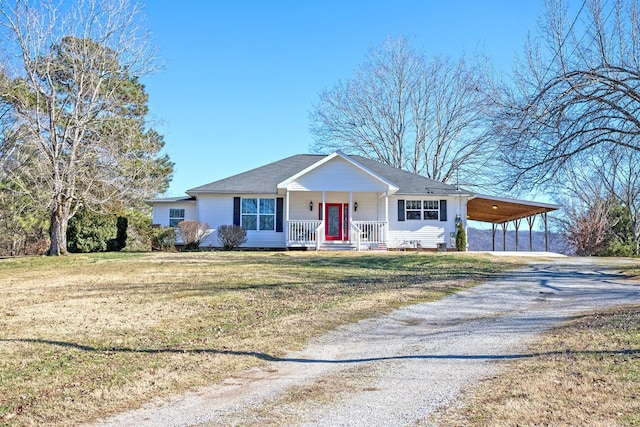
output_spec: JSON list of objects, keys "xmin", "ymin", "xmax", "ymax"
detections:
[
  {"xmin": 287, "ymin": 220, "xmax": 386, "ymax": 249},
  {"xmin": 287, "ymin": 220, "xmax": 322, "ymax": 246},
  {"xmin": 352, "ymin": 221, "xmax": 386, "ymax": 249}
]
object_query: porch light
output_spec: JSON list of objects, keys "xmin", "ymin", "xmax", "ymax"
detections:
[
  {"xmin": 354, "ymin": 202, "xmax": 358, "ymax": 211},
  {"xmin": 492, "ymin": 204, "xmax": 498, "ymax": 210},
  {"xmin": 455, "ymin": 214, "xmax": 461, "ymax": 224},
  {"xmin": 309, "ymin": 201, "xmax": 313, "ymax": 211}
]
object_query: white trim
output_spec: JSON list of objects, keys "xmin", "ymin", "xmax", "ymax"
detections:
[{"xmin": 277, "ymin": 151, "xmax": 399, "ymax": 194}]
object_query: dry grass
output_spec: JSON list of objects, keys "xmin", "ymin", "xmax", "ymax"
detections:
[
  {"xmin": 0, "ymin": 251, "xmax": 515, "ymax": 426},
  {"xmin": 433, "ymin": 304, "xmax": 640, "ymax": 427}
]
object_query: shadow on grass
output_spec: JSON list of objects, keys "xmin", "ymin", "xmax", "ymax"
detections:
[
  {"xmin": 3, "ymin": 338, "xmax": 639, "ymax": 363},
  {"xmin": 65, "ymin": 258, "xmax": 637, "ymax": 299}
]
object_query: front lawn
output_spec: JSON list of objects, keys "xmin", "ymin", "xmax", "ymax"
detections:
[{"xmin": 0, "ymin": 251, "xmax": 516, "ymax": 426}]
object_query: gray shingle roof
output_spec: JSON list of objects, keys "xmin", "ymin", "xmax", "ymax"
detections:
[
  {"xmin": 350, "ymin": 155, "xmax": 468, "ymax": 196},
  {"xmin": 187, "ymin": 155, "xmax": 323, "ymax": 194},
  {"xmin": 145, "ymin": 196, "xmax": 196, "ymax": 204},
  {"xmin": 186, "ymin": 153, "xmax": 470, "ymax": 196}
]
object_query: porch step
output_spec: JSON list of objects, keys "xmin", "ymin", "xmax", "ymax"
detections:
[{"xmin": 320, "ymin": 242, "xmax": 357, "ymax": 251}]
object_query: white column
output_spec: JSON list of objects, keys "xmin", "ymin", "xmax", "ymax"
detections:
[
  {"xmin": 384, "ymin": 194, "xmax": 389, "ymax": 244},
  {"xmin": 285, "ymin": 190, "xmax": 290, "ymax": 244},
  {"xmin": 349, "ymin": 192, "xmax": 353, "ymax": 243},
  {"xmin": 286, "ymin": 190, "xmax": 290, "ymax": 221},
  {"xmin": 319, "ymin": 191, "xmax": 326, "ymax": 250}
]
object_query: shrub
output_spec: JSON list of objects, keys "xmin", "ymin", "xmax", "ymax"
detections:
[
  {"xmin": 455, "ymin": 221, "xmax": 466, "ymax": 251},
  {"xmin": 67, "ymin": 209, "xmax": 125, "ymax": 253},
  {"xmin": 107, "ymin": 216, "xmax": 128, "ymax": 252},
  {"xmin": 177, "ymin": 220, "xmax": 209, "ymax": 250},
  {"xmin": 217, "ymin": 225, "xmax": 247, "ymax": 250},
  {"xmin": 150, "ymin": 226, "xmax": 177, "ymax": 251},
  {"xmin": 123, "ymin": 210, "xmax": 154, "ymax": 252}
]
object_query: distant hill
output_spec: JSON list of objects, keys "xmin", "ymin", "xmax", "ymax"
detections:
[{"xmin": 467, "ymin": 227, "xmax": 571, "ymax": 254}]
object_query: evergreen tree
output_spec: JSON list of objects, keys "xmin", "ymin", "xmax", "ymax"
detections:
[{"xmin": 0, "ymin": 2, "xmax": 173, "ymax": 256}]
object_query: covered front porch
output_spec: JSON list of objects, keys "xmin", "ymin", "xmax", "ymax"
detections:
[{"xmin": 284, "ymin": 191, "xmax": 389, "ymax": 250}]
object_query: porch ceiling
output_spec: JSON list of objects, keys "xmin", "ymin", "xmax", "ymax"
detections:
[{"xmin": 467, "ymin": 195, "xmax": 560, "ymax": 224}]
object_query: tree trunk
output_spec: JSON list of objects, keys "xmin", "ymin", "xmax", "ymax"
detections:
[{"xmin": 48, "ymin": 207, "xmax": 69, "ymax": 256}]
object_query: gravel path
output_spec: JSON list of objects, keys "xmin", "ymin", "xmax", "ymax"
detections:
[{"xmin": 95, "ymin": 257, "xmax": 640, "ymax": 427}]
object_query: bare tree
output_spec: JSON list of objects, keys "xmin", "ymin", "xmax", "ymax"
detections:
[
  {"xmin": 495, "ymin": 0, "xmax": 640, "ymax": 186},
  {"xmin": 0, "ymin": 0, "xmax": 173, "ymax": 255},
  {"xmin": 554, "ymin": 162, "xmax": 612, "ymax": 255},
  {"xmin": 310, "ymin": 36, "xmax": 495, "ymax": 184},
  {"xmin": 591, "ymin": 146, "xmax": 640, "ymax": 255}
]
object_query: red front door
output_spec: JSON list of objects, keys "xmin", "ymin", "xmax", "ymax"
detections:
[{"xmin": 325, "ymin": 203, "xmax": 349, "ymax": 241}]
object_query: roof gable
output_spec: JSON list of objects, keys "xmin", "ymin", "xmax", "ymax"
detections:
[{"xmin": 277, "ymin": 151, "xmax": 399, "ymax": 193}]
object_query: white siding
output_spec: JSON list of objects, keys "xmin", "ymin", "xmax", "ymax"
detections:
[
  {"xmin": 387, "ymin": 195, "xmax": 469, "ymax": 249},
  {"xmin": 197, "ymin": 194, "xmax": 286, "ymax": 249},
  {"xmin": 288, "ymin": 157, "xmax": 390, "ymax": 192},
  {"xmin": 151, "ymin": 202, "xmax": 197, "ymax": 226},
  {"xmin": 354, "ymin": 193, "xmax": 382, "ymax": 221},
  {"xmin": 196, "ymin": 195, "xmax": 231, "ymax": 228},
  {"xmin": 288, "ymin": 191, "xmax": 323, "ymax": 221}
]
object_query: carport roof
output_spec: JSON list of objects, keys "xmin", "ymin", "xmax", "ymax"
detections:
[{"xmin": 467, "ymin": 195, "xmax": 560, "ymax": 224}]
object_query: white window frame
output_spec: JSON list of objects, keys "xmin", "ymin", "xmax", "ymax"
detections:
[
  {"xmin": 406, "ymin": 200, "xmax": 423, "ymax": 220},
  {"xmin": 405, "ymin": 200, "xmax": 439, "ymax": 221},
  {"xmin": 423, "ymin": 200, "xmax": 439, "ymax": 220},
  {"xmin": 169, "ymin": 208, "xmax": 185, "ymax": 227},
  {"xmin": 241, "ymin": 198, "xmax": 275, "ymax": 231}
]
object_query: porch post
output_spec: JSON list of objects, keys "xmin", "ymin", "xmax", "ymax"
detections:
[
  {"xmin": 286, "ymin": 190, "xmax": 290, "ymax": 244},
  {"xmin": 514, "ymin": 219, "xmax": 521, "ymax": 252},
  {"xmin": 384, "ymin": 194, "xmax": 389, "ymax": 245},
  {"xmin": 319, "ymin": 191, "xmax": 326, "ymax": 249},
  {"xmin": 349, "ymin": 192, "xmax": 353, "ymax": 244}
]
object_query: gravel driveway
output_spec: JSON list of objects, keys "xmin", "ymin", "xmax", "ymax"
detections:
[{"xmin": 96, "ymin": 256, "xmax": 640, "ymax": 427}]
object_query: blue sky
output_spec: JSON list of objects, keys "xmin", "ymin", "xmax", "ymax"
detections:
[{"xmin": 142, "ymin": 1, "xmax": 546, "ymax": 196}]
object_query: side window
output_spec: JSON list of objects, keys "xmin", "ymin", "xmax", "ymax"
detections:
[
  {"xmin": 406, "ymin": 200, "xmax": 422, "ymax": 220},
  {"xmin": 404, "ymin": 200, "xmax": 439, "ymax": 221},
  {"xmin": 241, "ymin": 198, "xmax": 258, "ymax": 230},
  {"xmin": 259, "ymin": 198, "xmax": 275, "ymax": 231},
  {"xmin": 423, "ymin": 200, "xmax": 439, "ymax": 220},
  {"xmin": 169, "ymin": 208, "xmax": 185, "ymax": 227}
]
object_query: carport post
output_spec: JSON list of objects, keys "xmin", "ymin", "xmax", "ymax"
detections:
[
  {"xmin": 501, "ymin": 222, "xmax": 508, "ymax": 251},
  {"xmin": 514, "ymin": 219, "xmax": 521, "ymax": 251},
  {"xmin": 527, "ymin": 215, "xmax": 536, "ymax": 251},
  {"xmin": 492, "ymin": 223, "xmax": 497, "ymax": 251},
  {"xmin": 543, "ymin": 212, "xmax": 549, "ymax": 252}
]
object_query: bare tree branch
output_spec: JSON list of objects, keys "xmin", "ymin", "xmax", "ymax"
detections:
[
  {"xmin": 495, "ymin": 0, "xmax": 640, "ymax": 187},
  {"xmin": 310, "ymin": 36, "xmax": 496, "ymax": 186}
]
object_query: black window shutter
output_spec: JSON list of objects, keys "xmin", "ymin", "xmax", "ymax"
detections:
[
  {"xmin": 233, "ymin": 197, "xmax": 241, "ymax": 226},
  {"xmin": 440, "ymin": 200, "xmax": 447, "ymax": 222},
  {"xmin": 398, "ymin": 200, "xmax": 405, "ymax": 221},
  {"xmin": 276, "ymin": 197, "xmax": 284, "ymax": 232}
]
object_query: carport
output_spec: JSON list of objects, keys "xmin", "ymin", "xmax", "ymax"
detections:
[{"xmin": 466, "ymin": 195, "xmax": 560, "ymax": 251}]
